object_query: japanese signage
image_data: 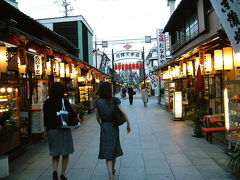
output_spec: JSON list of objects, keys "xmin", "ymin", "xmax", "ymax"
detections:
[
  {"xmin": 173, "ymin": 91, "xmax": 182, "ymax": 119},
  {"xmin": 210, "ymin": 0, "xmax": 240, "ymax": 53},
  {"xmin": 114, "ymin": 50, "xmax": 141, "ymax": 61},
  {"xmin": 156, "ymin": 29, "xmax": 166, "ymax": 65},
  {"xmin": 34, "ymin": 55, "xmax": 42, "ymax": 75}
]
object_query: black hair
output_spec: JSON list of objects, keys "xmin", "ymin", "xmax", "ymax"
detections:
[
  {"xmin": 99, "ymin": 82, "xmax": 112, "ymax": 99},
  {"xmin": 49, "ymin": 82, "xmax": 65, "ymax": 100}
]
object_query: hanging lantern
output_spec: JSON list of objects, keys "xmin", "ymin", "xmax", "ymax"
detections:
[
  {"xmin": 65, "ymin": 64, "xmax": 70, "ymax": 78},
  {"xmin": 114, "ymin": 64, "xmax": 118, "ymax": 70},
  {"xmin": 125, "ymin": 64, "xmax": 129, "ymax": 69},
  {"xmin": 117, "ymin": 64, "xmax": 121, "ymax": 69},
  {"xmin": 234, "ymin": 52, "xmax": 240, "ymax": 67},
  {"xmin": 187, "ymin": 61, "xmax": 193, "ymax": 76},
  {"xmin": 0, "ymin": 46, "xmax": 8, "ymax": 73},
  {"xmin": 136, "ymin": 63, "xmax": 140, "ymax": 69},
  {"xmin": 53, "ymin": 60, "xmax": 60, "ymax": 76},
  {"xmin": 214, "ymin": 49, "xmax": 223, "ymax": 70},
  {"xmin": 139, "ymin": 63, "xmax": 143, "ymax": 69},
  {"xmin": 34, "ymin": 55, "xmax": 43, "ymax": 75},
  {"xmin": 195, "ymin": 57, "xmax": 199, "ymax": 75},
  {"xmin": 46, "ymin": 59, "xmax": 52, "ymax": 75},
  {"xmin": 223, "ymin": 47, "xmax": 233, "ymax": 70},
  {"xmin": 132, "ymin": 63, "xmax": 136, "ymax": 69},
  {"xmin": 175, "ymin": 65, "xmax": 180, "ymax": 78},
  {"xmin": 129, "ymin": 64, "xmax": 132, "ymax": 69},
  {"xmin": 204, "ymin": 54, "xmax": 212, "ymax": 72},
  {"xmin": 182, "ymin": 63, "xmax": 187, "ymax": 76},
  {"xmin": 70, "ymin": 65, "xmax": 76, "ymax": 79},
  {"xmin": 121, "ymin": 64, "xmax": 125, "ymax": 70},
  {"xmin": 18, "ymin": 58, "xmax": 26, "ymax": 74},
  {"xmin": 60, "ymin": 62, "xmax": 65, "ymax": 78}
]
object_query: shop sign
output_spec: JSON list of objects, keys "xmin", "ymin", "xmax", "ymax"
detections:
[
  {"xmin": 114, "ymin": 50, "xmax": 141, "ymax": 61},
  {"xmin": 156, "ymin": 29, "xmax": 166, "ymax": 65},
  {"xmin": 210, "ymin": 0, "xmax": 240, "ymax": 54},
  {"xmin": 199, "ymin": 48, "xmax": 205, "ymax": 65},
  {"xmin": 173, "ymin": 91, "xmax": 182, "ymax": 119},
  {"xmin": 34, "ymin": 55, "xmax": 42, "ymax": 75}
]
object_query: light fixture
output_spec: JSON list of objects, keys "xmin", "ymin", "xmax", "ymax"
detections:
[
  {"xmin": 194, "ymin": 57, "xmax": 199, "ymax": 75},
  {"xmin": 0, "ymin": 88, "xmax": 6, "ymax": 93},
  {"xmin": 187, "ymin": 61, "xmax": 193, "ymax": 76},
  {"xmin": 65, "ymin": 64, "xmax": 70, "ymax": 78},
  {"xmin": 0, "ymin": 46, "xmax": 8, "ymax": 73},
  {"xmin": 53, "ymin": 60, "xmax": 60, "ymax": 76},
  {"xmin": 182, "ymin": 63, "xmax": 187, "ymax": 76},
  {"xmin": 175, "ymin": 65, "xmax": 180, "ymax": 78},
  {"xmin": 28, "ymin": 48, "xmax": 36, "ymax": 53},
  {"xmin": 54, "ymin": 57, "xmax": 61, "ymax": 62},
  {"xmin": 7, "ymin": 87, "xmax": 13, "ymax": 93},
  {"xmin": 46, "ymin": 60, "xmax": 51, "ymax": 75},
  {"xmin": 18, "ymin": 58, "xmax": 26, "ymax": 74},
  {"xmin": 204, "ymin": 54, "xmax": 212, "ymax": 72},
  {"xmin": 223, "ymin": 47, "xmax": 233, "ymax": 70},
  {"xmin": 214, "ymin": 49, "xmax": 223, "ymax": 70}
]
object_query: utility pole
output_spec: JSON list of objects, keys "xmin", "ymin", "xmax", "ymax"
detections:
[
  {"xmin": 142, "ymin": 47, "xmax": 146, "ymax": 86},
  {"xmin": 95, "ymin": 35, "xmax": 98, "ymax": 69},
  {"xmin": 112, "ymin": 49, "xmax": 115, "ymax": 97}
]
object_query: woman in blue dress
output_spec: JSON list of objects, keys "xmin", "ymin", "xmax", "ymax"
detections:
[{"xmin": 95, "ymin": 82, "xmax": 131, "ymax": 180}]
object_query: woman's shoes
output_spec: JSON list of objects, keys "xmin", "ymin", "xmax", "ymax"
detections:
[
  {"xmin": 53, "ymin": 171, "xmax": 58, "ymax": 180},
  {"xmin": 60, "ymin": 174, "xmax": 67, "ymax": 180}
]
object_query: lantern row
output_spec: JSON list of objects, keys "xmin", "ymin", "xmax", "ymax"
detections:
[{"xmin": 114, "ymin": 63, "xmax": 143, "ymax": 70}]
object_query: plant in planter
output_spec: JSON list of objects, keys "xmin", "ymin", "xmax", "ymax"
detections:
[
  {"xmin": 75, "ymin": 103, "xmax": 88, "ymax": 121},
  {"xmin": 228, "ymin": 149, "xmax": 240, "ymax": 178}
]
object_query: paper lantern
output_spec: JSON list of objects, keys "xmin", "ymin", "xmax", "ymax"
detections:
[
  {"xmin": 136, "ymin": 63, "xmax": 140, "ymax": 69},
  {"xmin": 114, "ymin": 64, "xmax": 118, "ymax": 70},
  {"xmin": 234, "ymin": 52, "xmax": 240, "ymax": 67},
  {"xmin": 182, "ymin": 63, "xmax": 187, "ymax": 76},
  {"xmin": 223, "ymin": 47, "xmax": 233, "ymax": 70},
  {"xmin": 195, "ymin": 57, "xmax": 199, "ymax": 75},
  {"xmin": 70, "ymin": 65, "xmax": 76, "ymax": 79},
  {"xmin": 65, "ymin": 64, "xmax": 70, "ymax": 78},
  {"xmin": 139, "ymin": 63, "xmax": 143, "ymax": 69},
  {"xmin": 117, "ymin": 64, "xmax": 121, "ymax": 69},
  {"xmin": 204, "ymin": 54, "xmax": 212, "ymax": 72},
  {"xmin": 187, "ymin": 61, "xmax": 193, "ymax": 76},
  {"xmin": 175, "ymin": 65, "xmax": 180, "ymax": 77},
  {"xmin": 121, "ymin": 64, "xmax": 125, "ymax": 69},
  {"xmin": 60, "ymin": 62, "xmax": 65, "ymax": 78},
  {"xmin": 128, "ymin": 64, "xmax": 132, "ymax": 69},
  {"xmin": 214, "ymin": 49, "xmax": 223, "ymax": 70},
  {"xmin": 0, "ymin": 46, "xmax": 8, "ymax": 73},
  {"xmin": 18, "ymin": 58, "xmax": 26, "ymax": 74},
  {"xmin": 46, "ymin": 60, "xmax": 51, "ymax": 75},
  {"xmin": 132, "ymin": 63, "xmax": 136, "ymax": 69}
]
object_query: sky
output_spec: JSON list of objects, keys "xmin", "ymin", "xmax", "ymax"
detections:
[{"xmin": 17, "ymin": 0, "xmax": 181, "ymax": 55}]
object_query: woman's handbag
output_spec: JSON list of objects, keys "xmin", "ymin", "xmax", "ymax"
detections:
[
  {"xmin": 57, "ymin": 98, "xmax": 80, "ymax": 128},
  {"xmin": 113, "ymin": 100, "xmax": 126, "ymax": 126}
]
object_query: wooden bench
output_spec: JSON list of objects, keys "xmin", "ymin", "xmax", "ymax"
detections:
[{"xmin": 201, "ymin": 127, "xmax": 226, "ymax": 144}]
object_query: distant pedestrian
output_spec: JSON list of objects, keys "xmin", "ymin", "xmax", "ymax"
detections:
[
  {"xmin": 127, "ymin": 84, "xmax": 135, "ymax": 105},
  {"xmin": 121, "ymin": 86, "xmax": 127, "ymax": 99},
  {"xmin": 95, "ymin": 82, "xmax": 131, "ymax": 180},
  {"xmin": 141, "ymin": 85, "xmax": 148, "ymax": 107},
  {"xmin": 43, "ymin": 82, "xmax": 77, "ymax": 180}
]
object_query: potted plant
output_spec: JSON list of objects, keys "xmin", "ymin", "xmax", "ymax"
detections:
[
  {"xmin": 0, "ymin": 108, "xmax": 18, "ymax": 178},
  {"xmin": 75, "ymin": 103, "xmax": 87, "ymax": 121},
  {"xmin": 228, "ymin": 149, "xmax": 240, "ymax": 178}
]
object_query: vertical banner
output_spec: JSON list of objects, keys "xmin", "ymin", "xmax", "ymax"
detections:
[
  {"xmin": 156, "ymin": 29, "xmax": 167, "ymax": 65},
  {"xmin": 34, "ymin": 55, "xmax": 42, "ymax": 75},
  {"xmin": 210, "ymin": 0, "xmax": 240, "ymax": 54},
  {"xmin": 199, "ymin": 48, "xmax": 205, "ymax": 65}
]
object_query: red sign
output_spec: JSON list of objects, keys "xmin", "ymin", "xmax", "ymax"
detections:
[{"xmin": 123, "ymin": 44, "xmax": 132, "ymax": 50}]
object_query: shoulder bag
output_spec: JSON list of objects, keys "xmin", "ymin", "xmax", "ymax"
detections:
[
  {"xmin": 56, "ymin": 98, "xmax": 80, "ymax": 128},
  {"xmin": 113, "ymin": 99, "xmax": 126, "ymax": 126}
]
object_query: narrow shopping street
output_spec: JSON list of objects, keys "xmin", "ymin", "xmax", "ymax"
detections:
[{"xmin": 10, "ymin": 95, "xmax": 234, "ymax": 180}]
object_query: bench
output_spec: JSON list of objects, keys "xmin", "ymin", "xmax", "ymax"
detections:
[{"xmin": 201, "ymin": 127, "xmax": 226, "ymax": 144}]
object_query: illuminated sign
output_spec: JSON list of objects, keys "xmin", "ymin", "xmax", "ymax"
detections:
[{"xmin": 173, "ymin": 91, "xmax": 182, "ymax": 119}]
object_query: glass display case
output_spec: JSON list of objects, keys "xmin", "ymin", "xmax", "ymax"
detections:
[
  {"xmin": 79, "ymin": 85, "xmax": 93, "ymax": 103},
  {"xmin": 225, "ymin": 80, "xmax": 240, "ymax": 142}
]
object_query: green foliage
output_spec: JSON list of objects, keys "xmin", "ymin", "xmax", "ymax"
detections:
[
  {"xmin": 75, "ymin": 103, "xmax": 88, "ymax": 117},
  {"xmin": 0, "ymin": 107, "xmax": 18, "ymax": 142},
  {"xmin": 228, "ymin": 150, "xmax": 240, "ymax": 177}
]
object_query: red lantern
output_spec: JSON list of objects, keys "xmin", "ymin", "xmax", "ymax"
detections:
[
  {"xmin": 117, "ymin": 64, "xmax": 121, "ymax": 69},
  {"xmin": 114, "ymin": 64, "xmax": 118, "ymax": 70},
  {"xmin": 132, "ymin": 63, "xmax": 136, "ymax": 69},
  {"xmin": 129, "ymin": 64, "xmax": 132, "ymax": 69},
  {"xmin": 136, "ymin": 63, "xmax": 140, "ymax": 69},
  {"xmin": 125, "ymin": 64, "xmax": 129, "ymax": 69},
  {"xmin": 139, "ymin": 63, "xmax": 143, "ymax": 68},
  {"xmin": 122, "ymin": 64, "xmax": 125, "ymax": 70}
]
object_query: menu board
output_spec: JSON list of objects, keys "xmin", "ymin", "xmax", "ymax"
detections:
[{"xmin": 173, "ymin": 91, "xmax": 182, "ymax": 119}]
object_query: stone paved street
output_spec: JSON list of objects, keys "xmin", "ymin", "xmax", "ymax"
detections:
[{"xmin": 9, "ymin": 94, "xmax": 235, "ymax": 180}]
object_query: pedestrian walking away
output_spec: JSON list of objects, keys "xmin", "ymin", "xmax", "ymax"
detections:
[
  {"xmin": 121, "ymin": 86, "xmax": 127, "ymax": 99},
  {"xmin": 127, "ymin": 84, "xmax": 135, "ymax": 105},
  {"xmin": 95, "ymin": 82, "xmax": 131, "ymax": 180},
  {"xmin": 141, "ymin": 85, "xmax": 148, "ymax": 107},
  {"xmin": 43, "ymin": 82, "xmax": 78, "ymax": 180}
]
